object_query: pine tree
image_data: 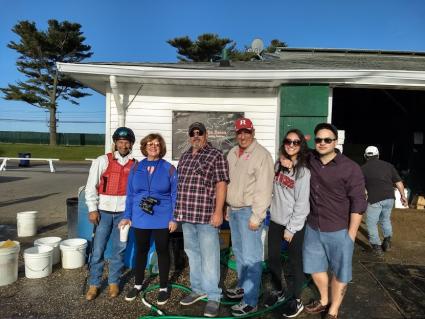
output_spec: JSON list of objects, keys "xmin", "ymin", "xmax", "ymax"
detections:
[
  {"xmin": 167, "ymin": 33, "xmax": 234, "ymax": 62},
  {"xmin": 1, "ymin": 20, "xmax": 93, "ymax": 145},
  {"xmin": 168, "ymin": 33, "xmax": 287, "ymax": 62}
]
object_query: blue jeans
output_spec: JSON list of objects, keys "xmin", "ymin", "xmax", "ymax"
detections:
[
  {"xmin": 366, "ymin": 198, "xmax": 395, "ymax": 245},
  {"xmin": 89, "ymin": 211, "xmax": 126, "ymax": 286},
  {"xmin": 229, "ymin": 207, "xmax": 264, "ymax": 307},
  {"xmin": 182, "ymin": 222, "xmax": 221, "ymax": 302}
]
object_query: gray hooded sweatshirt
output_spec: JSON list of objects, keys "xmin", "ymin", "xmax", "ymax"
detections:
[{"xmin": 270, "ymin": 162, "xmax": 311, "ymax": 236}]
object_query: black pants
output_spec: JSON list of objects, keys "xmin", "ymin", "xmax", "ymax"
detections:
[
  {"xmin": 267, "ymin": 221, "xmax": 306, "ymax": 299},
  {"xmin": 134, "ymin": 228, "xmax": 170, "ymax": 288}
]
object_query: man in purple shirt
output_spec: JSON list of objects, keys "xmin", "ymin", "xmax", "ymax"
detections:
[{"xmin": 303, "ymin": 123, "xmax": 367, "ymax": 319}]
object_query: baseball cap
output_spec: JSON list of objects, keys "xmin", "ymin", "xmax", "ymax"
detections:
[
  {"xmin": 365, "ymin": 146, "xmax": 379, "ymax": 157},
  {"xmin": 235, "ymin": 118, "xmax": 254, "ymax": 132},
  {"xmin": 188, "ymin": 122, "xmax": 206, "ymax": 135}
]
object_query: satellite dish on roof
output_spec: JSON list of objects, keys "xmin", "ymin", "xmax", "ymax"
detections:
[{"xmin": 251, "ymin": 38, "xmax": 264, "ymax": 55}]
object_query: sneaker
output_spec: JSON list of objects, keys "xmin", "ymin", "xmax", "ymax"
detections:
[
  {"xmin": 264, "ymin": 290, "xmax": 286, "ymax": 307},
  {"xmin": 282, "ymin": 298, "xmax": 304, "ymax": 318},
  {"xmin": 180, "ymin": 292, "xmax": 208, "ymax": 305},
  {"xmin": 304, "ymin": 300, "xmax": 329, "ymax": 314},
  {"xmin": 382, "ymin": 236, "xmax": 392, "ymax": 252},
  {"xmin": 226, "ymin": 287, "xmax": 244, "ymax": 299},
  {"xmin": 231, "ymin": 302, "xmax": 242, "ymax": 311},
  {"xmin": 372, "ymin": 244, "xmax": 384, "ymax": 257},
  {"xmin": 204, "ymin": 300, "xmax": 220, "ymax": 317},
  {"xmin": 125, "ymin": 287, "xmax": 142, "ymax": 301},
  {"xmin": 157, "ymin": 288, "xmax": 170, "ymax": 305},
  {"xmin": 231, "ymin": 302, "xmax": 258, "ymax": 317}
]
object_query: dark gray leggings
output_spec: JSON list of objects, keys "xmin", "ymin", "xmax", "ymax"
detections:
[
  {"xmin": 267, "ymin": 221, "xmax": 306, "ymax": 299},
  {"xmin": 134, "ymin": 228, "xmax": 170, "ymax": 288}
]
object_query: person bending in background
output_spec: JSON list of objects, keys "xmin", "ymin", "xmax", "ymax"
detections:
[
  {"xmin": 362, "ymin": 145, "xmax": 407, "ymax": 256},
  {"xmin": 119, "ymin": 133, "xmax": 177, "ymax": 305}
]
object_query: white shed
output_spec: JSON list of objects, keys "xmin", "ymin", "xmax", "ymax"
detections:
[{"xmin": 57, "ymin": 48, "xmax": 425, "ymax": 197}]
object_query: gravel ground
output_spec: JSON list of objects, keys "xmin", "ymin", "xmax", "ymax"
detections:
[{"xmin": 1, "ymin": 164, "xmax": 424, "ymax": 318}]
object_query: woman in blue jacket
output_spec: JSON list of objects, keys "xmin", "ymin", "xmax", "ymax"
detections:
[{"xmin": 119, "ymin": 133, "xmax": 177, "ymax": 304}]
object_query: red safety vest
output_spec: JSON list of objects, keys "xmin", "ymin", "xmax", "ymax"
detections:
[{"xmin": 98, "ymin": 153, "xmax": 135, "ymax": 196}]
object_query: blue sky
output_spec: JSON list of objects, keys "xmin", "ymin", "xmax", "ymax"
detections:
[{"xmin": 1, "ymin": 0, "xmax": 424, "ymax": 133}]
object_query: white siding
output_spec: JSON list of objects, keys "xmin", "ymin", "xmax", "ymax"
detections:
[{"xmin": 106, "ymin": 84, "xmax": 279, "ymax": 164}]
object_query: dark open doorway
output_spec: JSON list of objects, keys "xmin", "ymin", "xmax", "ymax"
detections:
[{"xmin": 332, "ymin": 87, "xmax": 425, "ymax": 200}]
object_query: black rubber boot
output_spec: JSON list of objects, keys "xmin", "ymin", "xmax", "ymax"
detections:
[
  {"xmin": 382, "ymin": 236, "xmax": 392, "ymax": 252},
  {"xmin": 372, "ymin": 244, "xmax": 384, "ymax": 257}
]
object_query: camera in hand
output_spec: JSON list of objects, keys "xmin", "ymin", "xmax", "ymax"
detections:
[{"xmin": 139, "ymin": 196, "xmax": 159, "ymax": 215}]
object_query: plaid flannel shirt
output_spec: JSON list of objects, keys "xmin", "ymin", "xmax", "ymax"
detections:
[{"xmin": 174, "ymin": 143, "xmax": 229, "ymax": 224}]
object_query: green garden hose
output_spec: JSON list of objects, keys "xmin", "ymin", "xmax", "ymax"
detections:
[
  {"xmin": 138, "ymin": 248, "xmax": 301, "ymax": 319},
  {"xmin": 140, "ymin": 283, "xmax": 288, "ymax": 319}
]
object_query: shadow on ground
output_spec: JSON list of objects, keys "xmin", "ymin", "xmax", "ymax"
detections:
[
  {"xmin": 0, "ymin": 192, "xmax": 60, "ymax": 208},
  {"xmin": 0, "ymin": 176, "xmax": 29, "ymax": 183}
]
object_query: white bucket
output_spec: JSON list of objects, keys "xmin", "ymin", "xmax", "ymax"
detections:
[
  {"xmin": 0, "ymin": 241, "xmax": 20, "ymax": 286},
  {"xmin": 17, "ymin": 211, "xmax": 38, "ymax": 237},
  {"xmin": 34, "ymin": 237, "xmax": 62, "ymax": 265},
  {"xmin": 60, "ymin": 238, "xmax": 87, "ymax": 269},
  {"xmin": 24, "ymin": 246, "xmax": 53, "ymax": 279}
]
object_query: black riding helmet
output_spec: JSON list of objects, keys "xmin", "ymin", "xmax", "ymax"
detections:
[{"xmin": 112, "ymin": 127, "xmax": 135, "ymax": 144}]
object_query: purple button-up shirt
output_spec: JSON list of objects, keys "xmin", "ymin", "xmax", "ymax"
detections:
[{"xmin": 308, "ymin": 151, "xmax": 367, "ymax": 232}]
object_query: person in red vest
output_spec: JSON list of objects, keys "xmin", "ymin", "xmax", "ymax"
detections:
[{"xmin": 85, "ymin": 127, "xmax": 136, "ymax": 301}]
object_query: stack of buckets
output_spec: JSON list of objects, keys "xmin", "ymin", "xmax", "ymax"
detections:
[
  {"xmin": 24, "ymin": 237, "xmax": 88, "ymax": 279},
  {"xmin": 0, "ymin": 211, "xmax": 89, "ymax": 286}
]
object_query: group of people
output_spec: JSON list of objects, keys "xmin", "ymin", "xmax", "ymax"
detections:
[{"xmin": 83, "ymin": 118, "xmax": 407, "ymax": 319}]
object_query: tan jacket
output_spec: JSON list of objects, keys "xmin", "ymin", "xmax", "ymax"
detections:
[{"xmin": 226, "ymin": 139, "xmax": 274, "ymax": 225}]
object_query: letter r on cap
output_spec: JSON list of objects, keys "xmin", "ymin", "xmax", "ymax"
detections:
[{"xmin": 240, "ymin": 120, "xmax": 246, "ymax": 125}]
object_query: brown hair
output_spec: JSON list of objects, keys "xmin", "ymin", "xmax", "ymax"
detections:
[{"xmin": 140, "ymin": 133, "xmax": 167, "ymax": 158}]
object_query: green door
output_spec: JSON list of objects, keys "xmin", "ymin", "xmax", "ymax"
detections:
[{"xmin": 279, "ymin": 84, "xmax": 329, "ymax": 148}]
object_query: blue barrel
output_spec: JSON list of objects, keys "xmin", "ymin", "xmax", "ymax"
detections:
[
  {"xmin": 66, "ymin": 197, "xmax": 79, "ymax": 238},
  {"xmin": 18, "ymin": 153, "xmax": 31, "ymax": 167},
  {"xmin": 124, "ymin": 228, "xmax": 157, "ymax": 272},
  {"xmin": 77, "ymin": 187, "xmax": 156, "ymax": 269}
]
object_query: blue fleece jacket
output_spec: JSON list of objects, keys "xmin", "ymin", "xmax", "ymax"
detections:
[{"xmin": 123, "ymin": 158, "xmax": 177, "ymax": 229}]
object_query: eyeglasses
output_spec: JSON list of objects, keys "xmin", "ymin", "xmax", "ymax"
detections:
[
  {"xmin": 314, "ymin": 137, "xmax": 337, "ymax": 144},
  {"xmin": 147, "ymin": 142, "xmax": 160, "ymax": 147},
  {"xmin": 283, "ymin": 139, "xmax": 301, "ymax": 146},
  {"xmin": 189, "ymin": 130, "xmax": 204, "ymax": 137}
]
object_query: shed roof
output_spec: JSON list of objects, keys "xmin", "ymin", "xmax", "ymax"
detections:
[
  {"xmin": 57, "ymin": 48, "xmax": 425, "ymax": 94},
  {"xmin": 79, "ymin": 48, "xmax": 425, "ymax": 71}
]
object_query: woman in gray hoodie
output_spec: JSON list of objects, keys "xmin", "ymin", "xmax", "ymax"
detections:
[{"xmin": 265, "ymin": 129, "xmax": 311, "ymax": 318}]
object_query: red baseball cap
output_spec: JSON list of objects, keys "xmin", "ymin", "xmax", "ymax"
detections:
[{"xmin": 235, "ymin": 118, "xmax": 254, "ymax": 132}]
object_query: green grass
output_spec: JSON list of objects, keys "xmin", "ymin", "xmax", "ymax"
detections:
[{"xmin": 0, "ymin": 143, "xmax": 104, "ymax": 161}]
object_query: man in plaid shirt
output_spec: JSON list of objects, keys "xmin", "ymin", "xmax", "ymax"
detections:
[{"xmin": 175, "ymin": 122, "xmax": 229, "ymax": 318}]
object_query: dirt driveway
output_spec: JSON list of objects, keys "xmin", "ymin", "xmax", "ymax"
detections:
[{"xmin": 0, "ymin": 163, "xmax": 424, "ymax": 318}]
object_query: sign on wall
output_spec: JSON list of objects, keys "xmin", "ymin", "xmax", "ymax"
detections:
[{"xmin": 172, "ymin": 111, "xmax": 244, "ymax": 160}]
